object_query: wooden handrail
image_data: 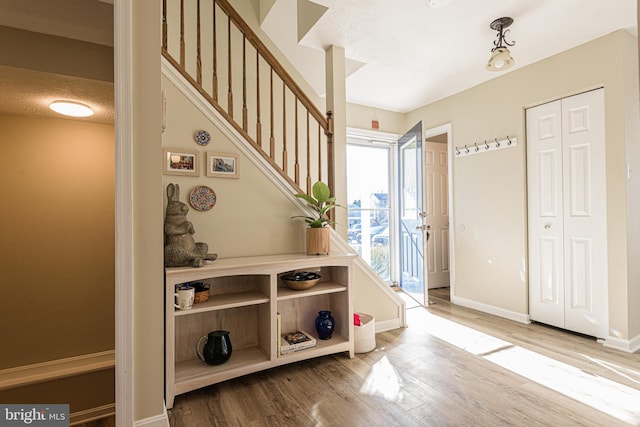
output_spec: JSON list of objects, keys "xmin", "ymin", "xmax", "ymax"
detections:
[
  {"xmin": 214, "ymin": 0, "xmax": 327, "ymax": 128},
  {"xmin": 162, "ymin": 0, "xmax": 333, "ymax": 200}
]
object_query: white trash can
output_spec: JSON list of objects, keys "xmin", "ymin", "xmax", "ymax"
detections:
[{"xmin": 354, "ymin": 313, "xmax": 376, "ymax": 353}]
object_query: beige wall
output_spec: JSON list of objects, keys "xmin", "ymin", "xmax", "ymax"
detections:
[
  {"xmin": 0, "ymin": 114, "xmax": 114, "ymax": 409},
  {"xmin": 624, "ymin": 30, "xmax": 640, "ymax": 340},
  {"xmin": 347, "ymin": 102, "xmax": 405, "ymax": 135},
  {"xmin": 0, "ymin": 25, "xmax": 113, "ymax": 82},
  {"xmin": 405, "ymin": 30, "xmax": 640, "ymax": 340},
  {"xmin": 132, "ymin": 0, "xmax": 165, "ymax": 422},
  {"xmin": 161, "ymin": 76, "xmax": 305, "ymax": 257},
  {"xmin": 0, "ymin": 114, "xmax": 115, "ymax": 364}
]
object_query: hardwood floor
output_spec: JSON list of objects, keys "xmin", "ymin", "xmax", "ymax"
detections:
[{"xmin": 168, "ymin": 288, "xmax": 640, "ymax": 426}]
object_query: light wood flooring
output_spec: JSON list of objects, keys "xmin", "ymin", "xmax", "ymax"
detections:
[{"xmin": 167, "ymin": 288, "xmax": 640, "ymax": 426}]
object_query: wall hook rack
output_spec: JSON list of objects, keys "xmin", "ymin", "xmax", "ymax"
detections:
[{"xmin": 455, "ymin": 136, "xmax": 517, "ymax": 158}]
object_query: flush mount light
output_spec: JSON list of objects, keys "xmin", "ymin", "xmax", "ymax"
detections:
[
  {"xmin": 486, "ymin": 17, "xmax": 516, "ymax": 72},
  {"xmin": 49, "ymin": 101, "xmax": 94, "ymax": 117}
]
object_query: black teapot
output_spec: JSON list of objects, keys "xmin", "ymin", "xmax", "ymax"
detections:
[{"xmin": 196, "ymin": 330, "xmax": 232, "ymax": 365}]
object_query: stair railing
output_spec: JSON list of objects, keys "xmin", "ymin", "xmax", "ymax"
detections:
[{"xmin": 162, "ymin": 0, "xmax": 334, "ymax": 199}]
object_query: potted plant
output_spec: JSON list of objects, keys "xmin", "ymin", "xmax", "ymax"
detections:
[{"xmin": 292, "ymin": 181, "xmax": 339, "ymax": 255}]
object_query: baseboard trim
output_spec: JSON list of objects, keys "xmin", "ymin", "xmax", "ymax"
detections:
[
  {"xmin": 0, "ymin": 350, "xmax": 115, "ymax": 391},
  {"xmin": 69, "ymin": 404, "xmax": 115, "ymax": 426},
  {"xmin": 376, "ymin": 318, "xmax": 403, "ymax": 333},
  {"xmin": 135, "ymin": 406, "xmax": 169, "ymax": 427},
  {"xmin": 451, "ymin": 296, "xmax": 530, "ymax": 324},
  {"xmin": 602, "ymin": 334, "xmax": 640, "ymax": 353}
]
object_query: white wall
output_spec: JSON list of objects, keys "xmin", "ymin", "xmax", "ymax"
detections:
[{"xmin": 405, "ymin": 30, "xmax": 640, "ymax": 342}]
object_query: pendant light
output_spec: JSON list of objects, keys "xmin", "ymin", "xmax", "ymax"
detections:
[{"xmin": 486, "ymin": 17, "xmax": 515, "ymax": 72}]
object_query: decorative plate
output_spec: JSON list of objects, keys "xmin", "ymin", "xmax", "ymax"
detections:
[
  {"xmin": 195, "ymin": 130, "xmax": 211, "ymax": 146},
  {"xmin": 189, "ymin": 185, "xmax": 216, "ymax": 211}
]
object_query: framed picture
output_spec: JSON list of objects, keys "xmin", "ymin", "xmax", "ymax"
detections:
[
  {"xmin": 206, "ymin": 152, "xmax": 239, "ymax": 178},
  {"xmin": 163, "ymin": 148, "xmax": 199, "ymax": 176}
]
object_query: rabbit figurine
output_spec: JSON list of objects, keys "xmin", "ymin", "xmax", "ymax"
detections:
[{"xmin": 164, "ymin": 183, "xmax": 217, "ymax": 267}]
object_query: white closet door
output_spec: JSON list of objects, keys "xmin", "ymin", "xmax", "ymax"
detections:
[
  {"xmin": 561, "ymin": 89, "xmax": 607, "ymax": 338},
  {"xmin": 527, "ymin": 89, "xmax": 608, "ymax": 339},
  {"xmin": 527, "ymin": 99, "xmax": 565, "ymax": 329}
]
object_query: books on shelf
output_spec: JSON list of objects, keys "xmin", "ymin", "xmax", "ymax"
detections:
[
  {"xmin": 280, "ymin": 330, "xmax": 316, "ymax": 355},
  {"xmin": 277, "ymin": 312, "xmax": 282, "ymax": 356}
]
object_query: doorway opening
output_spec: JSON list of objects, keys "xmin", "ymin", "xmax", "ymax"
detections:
[
  {"xmin": 346, "ymin": 131, "xmax": 397, "ymax": 284},
  {"xmin": 346, "ymin": 124, "xmax": 453, "ymax": 308},
  {"xmin": 423, "ymin": 124, "xmax": 453, "ymax": 305}
]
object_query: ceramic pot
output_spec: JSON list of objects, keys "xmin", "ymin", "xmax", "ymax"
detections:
[
  {"xmin": 196, "ymin": 330, "xmax": 232, "ymax": 365},
  {"xmin": 315, "ymin": 310, "xmax": 335, "ymax": 340}
]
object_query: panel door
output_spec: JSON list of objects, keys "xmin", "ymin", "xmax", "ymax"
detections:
[
  {"xmin": 424, "ymin": 141, "xmax": 450, "ymax": 289},
  {"xmin": 527, "ymin": 99, "xmax": 565, "ymax": 329},
  {"xmin": 561, "ymin": 89, "xmax": 607, "ymax": 338},
  {"xmin": 527, "ymin": 89, "xmax": 608, "ymax": 338}
]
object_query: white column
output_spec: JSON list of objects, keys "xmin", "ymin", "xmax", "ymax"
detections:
[{"xmin": 325, "ymin": 45, "xmax": 348, "ymax": 238}]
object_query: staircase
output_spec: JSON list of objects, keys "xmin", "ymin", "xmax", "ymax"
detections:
[
  {"xmin": 161, "ymin": 0, "xmax": 407, "ymax": 333},
  {"xmin": 162, "ymin": 0, "xmax": 334, "ymax": 199}
]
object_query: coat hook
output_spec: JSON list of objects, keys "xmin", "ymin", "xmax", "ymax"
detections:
[
  {"xmin": 495, "ymin": 138, "xmax": 500, "ymax": 148},
  {"xmin": 507, "ymin": 136, "xmax": 513, "ymax": 145},
  {"xmin": 455, "ymin": 147, "xmax": 460, "ymax": 156},
  {"xmin": 464, "ymin": 144, "xmax": 470, "ymax": 153},
  {"xmin": 474, "ymin": 142, "xmax": 479, "ymax": 152},
  {"xmin": 484, "ymin": 140, "xmax": 490, "ymax": 150}
]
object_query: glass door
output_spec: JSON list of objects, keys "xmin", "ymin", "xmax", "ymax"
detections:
[{"xmin": 346, "ymin": 142, "xmax": 391, "ymax": 281}]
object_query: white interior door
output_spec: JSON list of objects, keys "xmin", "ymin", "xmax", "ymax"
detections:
[
  {"xmin": 561, "ymin": 90, "xmax": 607, "ymax": 337},
  {"xmin": 527, "ymin": 100, "xmax": 565, "ymax": 329},
  {"xmin": 424, "ymin": 140, "xmax": 450, "ymax": 289},
  {"xmin": 527, "ymin": 89, "xmax": 608, "ymax": 338}
]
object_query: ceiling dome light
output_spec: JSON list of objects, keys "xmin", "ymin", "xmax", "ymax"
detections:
[
  {"xmin": 49, "ymin": 101, "xmax": 94, "ymax": 117},
  {"xmin": 486, "ymin": 17, "xmax": 516, "ymax": 72}
]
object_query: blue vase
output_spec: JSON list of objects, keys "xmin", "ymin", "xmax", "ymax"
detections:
[{"xmin": 315, "ymin": 310, "xmax": 335, "ymax": 340}]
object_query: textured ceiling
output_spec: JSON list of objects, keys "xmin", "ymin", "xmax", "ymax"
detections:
[
  {"xmin": 0, "ymin": 0, "xmax": 113, "ymax": 124},
  {"xmin": 0, "ymin": 66, "xmax": 114, "ymax": 124},
  {"xmin": 262, "ymin": 0, "xmax": 638, "ymax": 113},
  {"xmin": 0, "ymin": 0, "xmax": 636, "ymax": 122}
]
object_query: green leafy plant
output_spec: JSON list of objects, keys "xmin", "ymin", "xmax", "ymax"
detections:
[{"xmin": 292, "ymin": 181, "xmax": 340, "ymax": 228}]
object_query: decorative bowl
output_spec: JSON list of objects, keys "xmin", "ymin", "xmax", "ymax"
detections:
[{"xmin": 281, "ymin": 272, "xmax": 321, "ymax": 291}]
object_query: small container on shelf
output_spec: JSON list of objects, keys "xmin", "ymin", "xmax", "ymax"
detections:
[
  {"xmin": 281, "ymin": 271, "xmax": 321, "ymax": 290},
  {"xmin": 193, "ymin": 282, "xmax": 210, "ymax": 303}
]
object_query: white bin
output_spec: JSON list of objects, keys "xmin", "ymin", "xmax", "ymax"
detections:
[{"xmin": 354, "ymin": 313, "xmax": 376, "ymax": 353}]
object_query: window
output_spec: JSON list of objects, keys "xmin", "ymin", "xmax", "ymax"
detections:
[{"xmin": 346, "ymin": 137, "xmax": 395, "ymax": 282}]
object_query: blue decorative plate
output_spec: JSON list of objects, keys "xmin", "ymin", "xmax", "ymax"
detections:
[
  {"xmin": 189, "ymin": 186, "xmax": 216, "ymax": 211},
  {"xmin": 195, "ymin": 130, "xmax": 211, "ymax": 146}
]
